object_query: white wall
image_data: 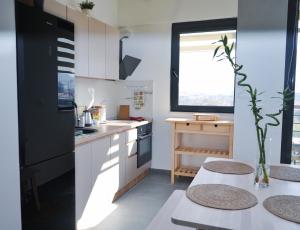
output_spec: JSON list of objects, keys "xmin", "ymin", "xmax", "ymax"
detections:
[
  {"xmin": 0, "ymin": 1, "xmax": 22, "ymax": 229},
  {"xmin": 118, "ymin": 80, "xmax": 154, "ymax": 120},
  {"xmin": 57, "ymin": 0, "xmax": 118, "ymax": 26},
  {"xmin": 119, "ymin": 0, "xmax": 238, "ymax": 26},
  {"xmin": 119, "ymin": 0, "xmax": 238, "ymax": 170},
  {"xmin": 234, "ymin": 0, "xmax": 289, "ymax": 165},
  {"xmin": 75, "ymin": 77, "xmax": 120, "ymax": 119}
]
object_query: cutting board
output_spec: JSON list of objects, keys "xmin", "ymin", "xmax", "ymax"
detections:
[{"xmin": 118, "ymin": 105, "xmax": 130, "ymax": 120}]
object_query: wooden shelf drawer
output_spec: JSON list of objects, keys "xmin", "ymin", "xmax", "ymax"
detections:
[
  {"xmin": 203, "ymin": 124, "xmax": 229, "ymax": 133},
  {"xmin": 176, "ymin": 123, "xmax": 200, "ymax": 131}
]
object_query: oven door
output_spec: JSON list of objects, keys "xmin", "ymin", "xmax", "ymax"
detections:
[{"xmin": 137, "ymin": 133, "xmax": 152, "ymax": 168}]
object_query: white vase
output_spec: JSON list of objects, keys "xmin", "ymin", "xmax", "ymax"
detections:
[{"xmin": 81, "ymin": 9, "xmax": 91, "ymax": 16}]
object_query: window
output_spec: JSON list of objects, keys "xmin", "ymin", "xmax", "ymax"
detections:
[{"xmin": 170, "ymin": 18, "xmax": 237, "ymax": 113}]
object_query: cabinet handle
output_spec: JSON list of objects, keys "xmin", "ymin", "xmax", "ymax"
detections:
[
  {"xmin": 186, "ymin": 123, "xmax": 190, "ymax": 126},
  {"xmin": 214, "ymin": 124, "xmax": 218, "ymax": 128}
]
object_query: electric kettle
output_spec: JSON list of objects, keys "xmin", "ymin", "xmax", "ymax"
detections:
[{"xmin": 83, "ymin": 108, "xmax": 93, "ymax": 127}]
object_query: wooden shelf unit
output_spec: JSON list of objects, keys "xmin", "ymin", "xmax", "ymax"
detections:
[
  {"xmin": 166, "ymin": 118, "xmax": 234, "ymax": 184},
  {"xmin": 174, "ymin": 166, "xmax": 199, "ymax": 177},
  {"xmin": 175, "ymin": 146, "xmax": 229, "ymax": 158}
]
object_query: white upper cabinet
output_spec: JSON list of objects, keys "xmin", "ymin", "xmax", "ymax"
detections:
[
  {"xmin": 67, "ymin": 7, "xmax": 89, "ymax": 77},
  {"xmin": 88, "ymin": 18, "xmax": 106, "ymax": 78},
  {"xmin": 105, "ymin": 25, "xmax": 120, "ymax": 80},
  {"xmin": 66, "ymin": 8, "xmax": 119, "ymax": 80},
  {"xmin": 43, "ymin": 0, "xmax": 66, "ymax": 19}
]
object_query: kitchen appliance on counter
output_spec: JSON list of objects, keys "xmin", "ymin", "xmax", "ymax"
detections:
[
  {"xmin": 83, "ymin": 108, "xmax": 93, "ymax": 127},
  {"xmin": 16, "ymin": 2, "xmax": 75, "ymax": 230},
  {"xmin": 137, "ymin": 122, "xmax": 152, "ymax": 168}
]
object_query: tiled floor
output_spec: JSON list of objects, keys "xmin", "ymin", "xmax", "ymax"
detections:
[{"xmin": 95, "ymin": 170, "xmax": 192, "ymax": 230}]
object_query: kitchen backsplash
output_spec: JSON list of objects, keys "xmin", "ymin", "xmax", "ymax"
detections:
[
  {"xmin": 118, "ymin": 80, "xmax": 153, "ymax": 120},
  {"xmin": 75, "ymin": 77, "xmax": 153, "ymax": 120},
  {"xmin": 75, "ymin": 77, "xmax": 119, "ymax": 119}
]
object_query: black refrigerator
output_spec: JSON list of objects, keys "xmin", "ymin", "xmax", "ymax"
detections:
[{"xmin": 16, "ymin": 2, "xmax": 75, "ymax": 230}]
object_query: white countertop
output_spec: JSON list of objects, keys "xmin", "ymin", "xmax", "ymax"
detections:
[
  {"xmin": 75, "ymin": 120, "xmax": 151, "ymax": 146},
  {"xmin": 171, "ymin": 157, "xmax": 300, "ymax": 230}
]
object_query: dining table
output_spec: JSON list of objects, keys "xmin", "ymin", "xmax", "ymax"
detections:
[{"xmin": 171, "ymin": 157, "xmax": 300, "ymax": 230}]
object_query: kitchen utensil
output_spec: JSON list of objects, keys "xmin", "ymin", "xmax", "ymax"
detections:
[
  {"xmin": 83, "ymin": 108, "xmax": 93, "ymax": 127},
  {"xmin": 118, "ymin": 105, "xmax": 130, "ymax": 120}
]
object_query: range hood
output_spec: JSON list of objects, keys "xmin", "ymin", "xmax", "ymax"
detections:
[{"xmin": 119, "ymin": 37, "xmax": 141, "ymax": 80}]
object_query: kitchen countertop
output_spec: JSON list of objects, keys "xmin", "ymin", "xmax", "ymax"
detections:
[{"xmin": 75, "ymin": 120, "xmax": 151, "ymax": 146}]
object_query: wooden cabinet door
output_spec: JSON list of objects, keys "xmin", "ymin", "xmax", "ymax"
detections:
[
  {"xmin": 75, "ymin": 143, "xmax": 92, "ymax": 223},
  {"xmin": 67, "ymin": 7, "xmax": 89, "ymax": 77},
  {"xmin": 105, "ymin": 25, "xmax": 120, "ymax": 80},
  {"xmin": 43, "ymin": 0, "xmax": 66, "ymax": 19},
  {"xmin": 110, "ymin": 132, "xmax": 126, "ymax": 192},
  {"xmin": 88, "ymin": 18, "xmax": 106, "ymax": 79}
]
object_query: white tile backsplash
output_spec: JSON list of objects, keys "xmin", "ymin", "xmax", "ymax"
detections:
[
  {"xmin": 118, "ymin": 80, "xmax": 153, "ymax": 120},
  {"xmin": 75, "ymin": 77, "xmax": 153, "ymax": 120},
  {"xmin": 75, "ymin": 77, "xmax": 119, "ymax": 119}
]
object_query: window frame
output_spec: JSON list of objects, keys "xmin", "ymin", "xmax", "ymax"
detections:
[{"xmin": 170, "ymin": 18, "xmax": 237, "ymax": 113}]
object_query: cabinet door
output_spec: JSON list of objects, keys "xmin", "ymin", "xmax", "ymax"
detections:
[
  {"xmin": 88, "ymin": 18, "xmax": 106, "ymax": 79},
  {"xmin": 67, "ymin": 7, "xmax": 89, "ymax": 77},
  {"xmin": 105, "ymin": 25, "xmax": 120, "ymax": 80},
  {"xmin": 75, "ymin": 143, "xmax": 92, "ymax": 223},
  {"xmin": 110, "ymin": 132, "xmax": 126, "ymax": 192},
  {"xmin": 91, "ymin": 136, "xmax": 111, "ymax": 186},
  {"xmin": 126, "ymin": 154, "xmax": 138, "ymax": 183},
  {"xmin": 43, "ymin": 0, "xmax": 66, "ymax": 19}
]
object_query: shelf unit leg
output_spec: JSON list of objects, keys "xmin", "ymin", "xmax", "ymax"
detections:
[
  {"xmin": 171, "ymin": 123, "xmax": 176, "ymax": 184},
  {"xmin": 171, "ymin": 170, "xmax": 175, "ymax": 184},
  {"xmin": 229, "ymin": 126, "xmax": 234, "ymax": 159}
]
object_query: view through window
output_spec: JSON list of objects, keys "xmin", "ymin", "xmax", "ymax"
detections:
[
  {"xmin": 291, "ymin": 21, "xmax": 300, "ymax": 164},
  {"xmin": 178, "ymin": 30, "xmax": 236, "ymax": 107}
]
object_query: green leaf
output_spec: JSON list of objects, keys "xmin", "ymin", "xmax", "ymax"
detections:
[
  {"xmin": 223, "ymin": 35, "xmax": 228, "ymax": 46},
  {"xmin": 213, "ymin": 46, "xmax": 221, "ymax": 58},
  {"xmin": 216, "ymin": 52, "xmax": 225, "ymax": 58},
  {"xmin": 230, "ymin": 42, "xmax": 234, "ymax": 52},
  {"xmin": 225, "ymin": 46, "xmax": 230, "ymax": 55}
]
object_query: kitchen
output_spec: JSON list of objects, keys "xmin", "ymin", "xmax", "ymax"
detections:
[{"xmin": 1, "ymin": 0, "xmax": 300, "ymax": 230}]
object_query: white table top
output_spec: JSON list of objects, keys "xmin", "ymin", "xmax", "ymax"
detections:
[{"xmin": 171, "ymin": 157, "xmax": 300, "ymax": 230}]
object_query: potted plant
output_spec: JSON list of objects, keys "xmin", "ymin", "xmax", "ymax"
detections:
[
  {"xmin": 79, "ymin": 0, "xmax": 95, "ymax": 15},
  {"xmin": 213, "ymin": 35, "xmax": 293, "ymax": 187}
]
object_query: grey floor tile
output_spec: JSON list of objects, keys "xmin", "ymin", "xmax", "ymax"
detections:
[{"xmin": 95, "ymin": 171, "xmax": 191, "ymax": 230}]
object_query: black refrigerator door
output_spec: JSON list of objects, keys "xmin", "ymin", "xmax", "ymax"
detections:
[{"xmin": 16, "ymin": 3, "xmax": 75, "ymax": 167}]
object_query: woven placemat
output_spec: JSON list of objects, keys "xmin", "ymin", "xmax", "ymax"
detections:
[
  {"xmin": 203, "ymin": 161, "xmax": 254, "ymax": 175},
  {"xmin": 186, "ymin": 184, "xmax": 258, "ymax": 210},
  {"xmin": 270, "ymin": 165, "xmax": 300, "ymax": 182},
  {"xmin": 263, "ymin": 195, "xmax": 300, "ymax": 224}
]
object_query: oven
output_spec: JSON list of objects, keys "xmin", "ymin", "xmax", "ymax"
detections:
[{"xmin": 137, "ymin": 123, "xmax": 152, "ymax": 168}]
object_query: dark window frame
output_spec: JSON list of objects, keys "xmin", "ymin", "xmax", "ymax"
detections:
[
  {"xmin": 170, "ymin": 18, "xmax": 237, "ymax": 113},
  {"xmin": 280, "ymin": 0, "xmax": 299, "ymax": 164}
]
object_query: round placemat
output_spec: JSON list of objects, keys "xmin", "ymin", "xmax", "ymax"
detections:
[
  {"xmin": 270, "ymin": 165, "xmax": 300, "ymax": 182},
  {"xmin": 203, "ymin": 161, "xmax": 254, "ymax": 175},
  {"xmin": 263, "ymin": 195, "xmax": 300, "ymax": 224},
  {"xmin": 186, "ymin": 184, "xmax": 258, "ymax": 210}
]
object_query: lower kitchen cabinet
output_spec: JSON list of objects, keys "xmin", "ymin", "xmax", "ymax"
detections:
[
  {"xmin": 75, "ymin": 143, "xmax": 92, "ymax": 223},
  {"xmin": 110, "ymin": 133, "xmax": 127, "ymax": 191},
  {"xmin": 91, "ymin": 136, "xmax": 111, "ymax": 187},
  {"xmin": 75, "ymin": 133, "xmax": 127, "ymax": 230},
  {"xmin": 75, "ymin": 129, "xmax": 148, "ymax": 229},
  {"xmin": 126, "ymin": 154, "xmax": 138, "ymax": 183}
]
